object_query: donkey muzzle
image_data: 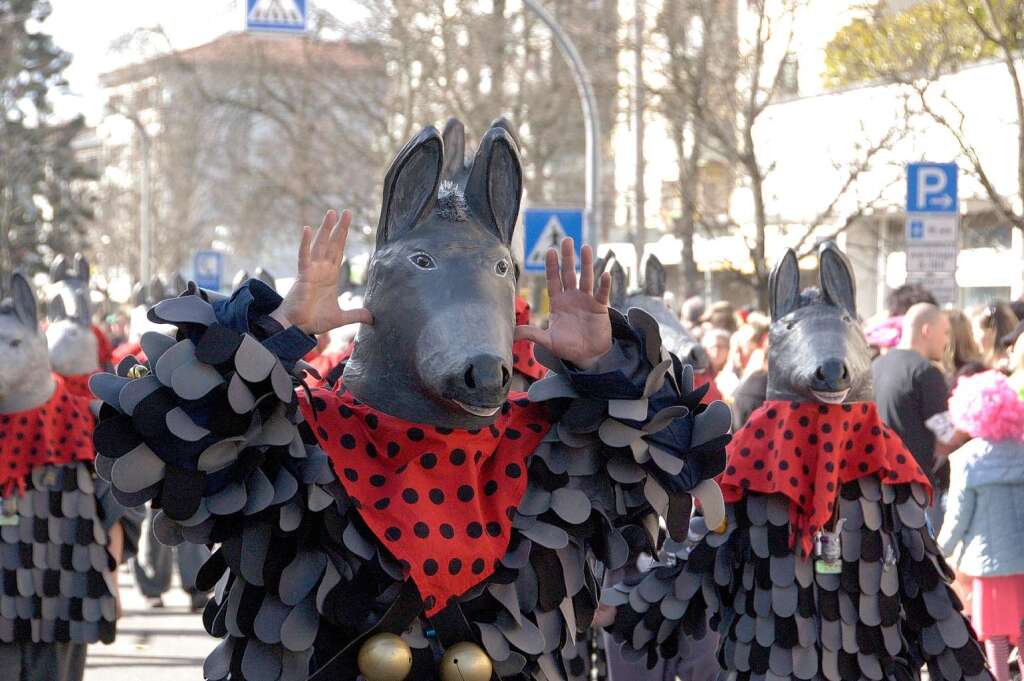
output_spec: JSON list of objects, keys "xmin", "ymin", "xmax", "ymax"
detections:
[{"xmin": 810, "ymin": 359, "xmax": 851, "ymax": 402}]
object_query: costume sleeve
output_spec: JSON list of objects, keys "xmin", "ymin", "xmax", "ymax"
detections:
[
  {"xmin": 936, "ymin": 454, "xmax": 975, "ymax": 560},
  {"xmin": 90, "ymin": 281, "xmax": 419, "ymax": 681},
  {"xmin": 94, "ymin": 477, "xmax": 145, "ymax": 561},
  {"xmin": 522, "ymin": 308, "xmax": 731, "ymax": 671},
  {"xmin": 894, "ymin": 481, "xmax": 991, "ymax": 681}
]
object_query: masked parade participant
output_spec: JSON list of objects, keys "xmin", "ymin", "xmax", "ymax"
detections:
[
  {"xmin": 605, "ymin": 244, "xmax": 992, "ymax": 681},
  {"xmin": 89, "ymin": 119, "xmax": 731, "ymax": 681}
]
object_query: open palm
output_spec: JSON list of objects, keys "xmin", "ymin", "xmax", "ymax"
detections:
[
  {"xmin": 515, "ymin": 238, "xmax": 612, "ymax": 369},
  {"xmin": 277, "ymin": 209, "xmax": 372, "ymax": 335}
]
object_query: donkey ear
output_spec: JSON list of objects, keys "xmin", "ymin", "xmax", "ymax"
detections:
[
  {"xmin": 608, "ymin": 259, "xmax": 627, "ymax": 311},
  {"xmin": 441, "ymin": 118, "xmax": 466, "ymax": 183},
  {"xmin": 254, "ymin": 267, "xmax": 276, "ymax": 291},
  {"xmin": 818, "ymin": 241, "xmax": 857, "ymax": 317},
  {"xmin": 232, "ymin": 269, "xmax": 248, "ymax": 290},
  {"xmin": 50, "ymin": 255, "xmax": 69, "ymax": 283},
  {"xmin": 488, "ymin": 116, "xmax": 522, "ymax": 150},
  {"xmin": 769, "ymin": 249, "xmax": 801, "ymax": 321},
  {"xmin": 132, "ymin": 282, "xmax": 145, "ymax": 307},
  {"xmin": 465, "ymin": 126, "xmax": 522, "ymax": 246},
  {"xmin": 10, "ymin": 273, "xmax": 38, "ymax": 330},
  {"xmin": 377, "ymin": 126, "xmax": 443, "ymax": 249},
  {"xmin": 643, "ymin": 255, "xmax": 666, "ymax": 298},
  {"xmin": 73, "ymin": 254, "xmax": 90, "ymax": 283},
  {"xmin": 49, "ymin": 293, "xmax": 67, "ymax": 322}
]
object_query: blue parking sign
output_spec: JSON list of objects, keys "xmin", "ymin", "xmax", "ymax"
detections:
[
  {"xmin": 907, "ymin": 162, "xmax": 958, "ymax": 213},
  {"xmin": 194, "ymin": 251, "xmax": 224, "ymax": 291}
]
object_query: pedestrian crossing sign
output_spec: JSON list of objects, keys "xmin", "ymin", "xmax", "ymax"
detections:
[
  {"xmin": 523, "ymin": 209, "xmax": 583, "ymax": 273},
  {"xmin": 246, "ymin": 0, "xmax": 307, "ymax": 33}
]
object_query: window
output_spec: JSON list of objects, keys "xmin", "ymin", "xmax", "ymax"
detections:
[{"xmin": 778, "ymin": 53, "xmax": 799, "ymax": 97}]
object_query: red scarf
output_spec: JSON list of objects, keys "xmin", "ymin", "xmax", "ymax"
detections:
[
  {"xmin": 720, "ymin": 400, "xmax": 930, "ymax": 556},
  {"xmin": 299, "ymin": 384, "xmax": 552, "ymax": 614},
  {"xmin": 0, "ymin": 375, "xmax": 96, "ymax": 497},
  {"xmin": 513, "ymin": 296, "xmax": 547, "ymax": 381},
  {"xmin": 59, "ymin": 372, "xmax": 96, "ymax": 400},
  {"xmin": 91, "ymin": 325, "xmax": 113, "ymax": 368}
]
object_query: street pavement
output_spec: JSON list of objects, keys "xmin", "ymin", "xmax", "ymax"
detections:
[{"xmin": 84, "ymin": 564, "xmax": 213, "ymax": 681}]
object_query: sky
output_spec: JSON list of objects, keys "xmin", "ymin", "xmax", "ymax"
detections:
[{"xmin": 45, "ymin": 0, "xmax": 363, "ymax": 124}]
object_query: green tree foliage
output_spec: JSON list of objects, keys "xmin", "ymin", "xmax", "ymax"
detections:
[
  {"xmin": 824, "ymin": 0, "xmax": 1023, "ymax": 88},
  {"xmin": 0, "ymin": 0, "xmax": 94, "ymax": 274}
]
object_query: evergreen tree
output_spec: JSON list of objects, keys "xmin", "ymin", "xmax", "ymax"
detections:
[{"xmin": 0, "ymin": 0, "xmax": 94, "ymax": 275}]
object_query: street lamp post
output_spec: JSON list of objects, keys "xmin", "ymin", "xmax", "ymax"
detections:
[
  {"xmin": 521, "ymin": 0, "xmax": 602, "ymax": 248},
  {"xmin": 109, "ymin": 110, "xmax": 152, "ymax": 286}
]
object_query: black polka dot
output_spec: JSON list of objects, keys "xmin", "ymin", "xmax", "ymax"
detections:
[
  {"xmin": 338, "ymin": 404, "xmax": 352, "ymax": 418},
  {"xmin": 779, "ymin": 460, "xmax": 789, "ymax": 471},
  {"xmin": 429, "ymin": 489, "xmax": 445, "ymax": 504},
  {"xmin": 440, "ymin": 523, "xmax": 455, "ymax": 539},
  {"xmin": 822, "ymin": 423, "xmax": 832, "ymax": 434},
  {"xmin": 824, "ymin": 442, "xmax": 834, "ymax": 453},
  {"xmin": 871, "ymin": 426, "xmax": 881, "ymax": 436},
  {"xmin": 436, "ymin": 426, "xmax": 454, "ymax": 434},
  {"xmin": 387, "ymin": 442, "xmax": 400, "ymax": 458},
  {"xmin": 825, "ymin": 462, "xmax": 834, "ymax": 472},
  {"xmin": 423, "ymin": 596, "xmax": 436, "ymax": 610},
  {"xmin": 726, "ymin": 465, "xmax": 736, "ymax": 475},
  {"xmin": 450, "ymin": 449, "xmax": 466, "ymax": 465},
  {"xmin": 505, "ymin": 463, "xmax": 522, "ymax": 479},
  {"xmin": 789, "ymin": 477, "xmax": 798, "ymax": 487},
  {"xmin": 753, "ymin": 460, "xmax": 765, "ymax": 470},
  {"xmin": 472, "ymin": 558, "xmax": 485, "ymax": 574},
  {"xmin": 420, "ymin": 453, "xmax": 437, "ymax": 469},
  {"xmin": 423, "ymin": 559, "xmax": 438, "ymax": 576},
  {"xmin": 505, "ymin": 428, "xmax": 521, "ymax": 440},
  {"xmin": 527, "ymin": 423, "xmax": 544, "ymax": 433},
  {"xmin": 766, "ymin": 471, "xmax": 774, "ymax": 482},
  {"xmin": 865, "ymin": 444, "xmax": 875, "ymax": 454},
  {"xmin": 858, "ymin": 462, "xmax": 869, "ymax": 472},
  {"xmin": 766, "ymin": 408, "xmax": 777, "ymax": 418},
  {"xmin": 365, "ymin": 443, "xmax": 378, "ymax": 458},
  {"xmin": 842, "ymin": 404, "xmax": 852, "ymax": 412},
  {"xmin": 799, "ymin": 416, "xmax": 810, "ymax": 427},
  {"xmin": 448, "ymin": 558, "xmax": 462, "ymax": 575},
  {"xmin": 740, "ymin": 448, "xmax": 751, "ymax": 458},
  {"xmin": 809, "ymin": 434, "xmax": 819, "ymax": 445},
  {"xmin": 365, "ymin": 414, "xmax": 378, "ymax": 429},
  {"xmin": 754, "ymin": 429, "xmax": 765, "ymax": 439},
  {"xmin": 343, "ymin": 468, "xmax": 359, "ymax": 482},
  {"xmin": 826, "ymin": 482, "xmax": 835, "ymax": 492},
  {"xmin": 740, "ymin": 479, "xmax": 750, "ymax": 489},
  {"xmin": 402, "ymin": 488, "xmax": 419, "ymax": 504},
  {"xmin": 407, "ymin": 428, "xmax": 424, "ymax": 441},
  {"xmin": 385, "ymin": 526, "xmax": 401, "ymax": 541},
  {"xmin": 489, "ymin": 425, "xmax": 500, "ymax": 438},
  {"xmin": 483, "ymin": 480, "xmax": 498, "ymax": 496},
  {"xmin": 340, "ymin": 434, "xmax": 356, "ymax": 449},
  {"xmin": 317, "ymin": 427, "xmax": 329, "ymax": 440},
  {"xmin": 311, "ymin": 397, "xmax": 327, "ymax": 412},
  {"xmin": 467, "ymin": 522, "xmax": 483, "ymax": 538},
  {"xmin": 370, "ymin": 474, "xmax": 386, "ymax": 487},
  {"xmin": 414, "ymin": 522, "xmax": 430, "ymax": 538},
  {"xmin": 486, "ymin": 522, "xmax": 502, "ymax": 537},
  {"xmin": 457, "ymin": 485, "xmax": 474, "ymax": 502},
  {"xmin": 896, "ymin": 454, "xmax": 906, "ymax": 464},
  {"xmin": 783, "ymin": 430, "xmax": 794, "ymax": 440},
  {"xmin": 818, "ymin": 405, "xmax": 829, "ymax": 414}
]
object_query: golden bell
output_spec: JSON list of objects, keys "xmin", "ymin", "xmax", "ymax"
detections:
[
  {"xmin": 126, "ymin": 364, "xmax": 150, "ymax": 379},
  {"xmin": 356, "ymin": 633, "xmax": 413, "ymax": 681},
  {"xmin": 439, "ymin": 642, "xmax": 492, "ymax": 681}
]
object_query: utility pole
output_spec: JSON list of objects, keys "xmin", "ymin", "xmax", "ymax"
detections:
[
  {"xmin": 521, "ymin": 0, "xmax": 602, "ymax": 249},
  {"xmin": 633, "ymin": 0, "xmax": 646, "ymax": 278}
]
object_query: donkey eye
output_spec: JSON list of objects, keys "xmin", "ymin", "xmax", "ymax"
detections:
[
  {"xmin": 409, "ymin": 253, "xmax": 436, "ymax": 270},
  {"xmin": 495, "ymin": 259, "xmax": 510, "ymax": 276}
]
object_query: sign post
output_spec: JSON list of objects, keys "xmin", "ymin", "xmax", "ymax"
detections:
[
  {"xmin": 905, "ymin": 162, "xmax": 959, "ymax": 305},
  {"xmin": 523, "ymin": 209, "xmax": 583, "ymax": 274},
  {"xmin": 246, "ymin": 0, "xmax": 308, "ymax": 34},
  {"xmin": 194, "ymin": 251, "xmax": 224, "ymax": 292}
]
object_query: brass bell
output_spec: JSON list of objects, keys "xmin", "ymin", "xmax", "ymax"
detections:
[
  {"xmin": 439, "ymin": 641, "xmax": 492, "ymax": 681},
  {"xmin": 356, "ymin": 632, "xmax": 413, "ymax": 681},
  {"xmin": 126, "ymin": 364, "xmax": 150, "ymax": 379}
]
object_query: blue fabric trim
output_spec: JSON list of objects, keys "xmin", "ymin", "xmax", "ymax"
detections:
[{"xmin": 210, "ymin": 279, "xmax": 316, "ymax": 366}]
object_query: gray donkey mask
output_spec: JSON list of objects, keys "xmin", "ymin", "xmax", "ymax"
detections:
[
  {"xmin": 593, "ymin": 253, "xmax": 708, "ymax": 372},
  {"xmin": 342, "ymin": 120, "xmax": 522, "ymax": 429},
  {"xmin": 0, "ymin": 274, "xmax": 55, "ymax": 413},
  {"xmin": 766, "ymin": 241, "xmax": 873, "ymax": 404},
  {"xmin": 46, "ymin": 254, "xmax": 99, "ymax": 376}
]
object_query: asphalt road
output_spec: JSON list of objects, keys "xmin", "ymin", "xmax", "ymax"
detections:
[{"xmin": 84, "ymin": 564, "xmax": 212, "ymax": 681}]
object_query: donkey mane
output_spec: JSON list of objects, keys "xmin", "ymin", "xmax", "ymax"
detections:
[{"xmin": 436, "ymin": 180, "xmax": 469, "ymax": 222}]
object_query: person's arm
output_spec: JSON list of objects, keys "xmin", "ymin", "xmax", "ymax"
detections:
[
  {"xmin": 918, "ymin": 366, "xmax": 958, "ymax": 471},
  {"xmin": 936, "ymin": 451, "xmax": 975, "ymax": 557}
]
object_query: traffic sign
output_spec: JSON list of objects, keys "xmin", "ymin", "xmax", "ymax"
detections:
[
  {"xmin": 246, "ymin": 0, "xmax": 307, "ymax": 33},
  {"xmin": 906, "ymin": 244, "xmax": 957, "ymax": 274},
  {"xmin": 907, "ymin": 162, "xmax": 958, "ymax": 213},
  {"xmin": 523, "ymin": 209, "xmax": 583, "ymax": 273},
  {"xmin": 905, "ymin": 273, "xmax": 958, "ymax": 307},
  {"xmin": 905, "ymin": 214, "xmax": 958, "ymax": 244},
  {"xmin": 194, "ymin": 251, "xmax": 224, "ymax": 291}
]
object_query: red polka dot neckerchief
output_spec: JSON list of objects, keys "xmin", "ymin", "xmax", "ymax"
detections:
[
  {"xmin": 719, "ymin": 400, "xmax": 931, "ymax": 557},
  {"xmin": 0, "ymin": 375, "xmax": 95, "ymax": 498},
  {"xmin": 512, "ymin": 296, "xmax": 547, "ymax": 381},
  {"xmin": 298, "ymin": 382, "xmax": 553, "ymax": 614},
  {"xmin": 59, "ymin": 372, "xmax": 96, "ymax": 400}
]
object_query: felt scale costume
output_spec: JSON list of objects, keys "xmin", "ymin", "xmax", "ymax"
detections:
[
  {"xmin": 605, "ymin": 245, "xmax": 992, "ymax": 681},
  {"xmin": 90, "ymin": 120, "xmax": 732, "ymax": 681}
]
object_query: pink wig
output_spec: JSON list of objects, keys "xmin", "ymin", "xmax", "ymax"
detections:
[{"xmin": 949, "ymin": 370, "xmax": 1024, "ymax": 441}]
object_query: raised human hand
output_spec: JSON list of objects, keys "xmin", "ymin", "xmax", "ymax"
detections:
[
  {"xmin": 275, "ymin": 209, "xmax": 372, "ymax": 335},
  {"xmin": 514, "ymin": 238, "xmax": 612, "ymax": 369}
]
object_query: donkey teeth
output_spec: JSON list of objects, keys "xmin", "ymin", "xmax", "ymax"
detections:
[
  {"xmin": 811, "ymin": 389, "xmax": 850, "ymax": 405},
  {"xmin": 454, "ymin": 400, "xmax": 502, "ymax": 417}
]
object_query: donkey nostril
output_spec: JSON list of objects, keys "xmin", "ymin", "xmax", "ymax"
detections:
[
  {"xmin": 815, "ymin": 367, "xmax": 826, "ymax": 381},
  {"xmin": 464, "ymin": 366, "xmax": 476, "ymax": 389},
  {"xmin": 842, "ymin": 364, "xmax": 849, "ymax": 379},
  {"xmin": 501, "ymin": 365, "xmax": 511, "ymax": 387}
]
